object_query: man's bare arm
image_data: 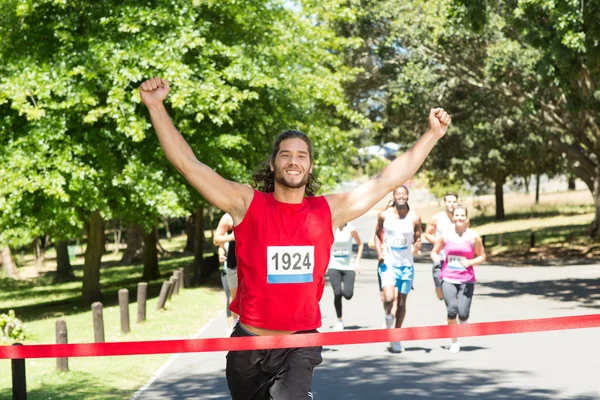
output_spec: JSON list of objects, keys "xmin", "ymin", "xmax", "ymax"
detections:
[
  {"xmin": 213, "ymin": 214, "xmax": 235, "ymax": 246},
  {"xmin": 374, "ymin": 212, "xmax": 385, "ymax": 261},
  {"xmin": 413, "ymin": 215, "xmax": 422, "ymax": 254},
  {"xmin": 326, "ymin": 108, "xmax": 451, "ymax": 228},
  {"xmin": 140, "ymin": 77, "xmax": 253, "ymax": 222},
  {"xmin": 423, "ymin": 216, "xmax": 438, "ymax": 244},
  {"xmin": 430, "ymin": 237, "xmax": 445, "ymax": 263}
]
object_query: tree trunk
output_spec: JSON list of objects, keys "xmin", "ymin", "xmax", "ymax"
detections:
[
  {"xmin": 494, "ymin": 176, "xmax": 506, "ymax": 221},
  {"xmin": 185, "ymin": 214, "xmax": 195, "ymax": 253},
  {"xmin": 142, "ymin": 226, "xmax": 159, "ymax": 281},
  {"xmin": 121, "ymin": 224, "xmax": 144, "ymax": 264},
  {"xmin": 163, "ymin": 218, "xmax": 172, "ymax": 241},
  {"xmin": 193, "ymin": 205, "xmax": 205, "ymax": 284},
  {"xmin": 113, "ymin": 224, "xmax": 122, "ymax": 254},
  {"xmin": 1, "ymin": 246, "xmax": 19, "ymax": 279},
  {"xmin": 568, "ymin": 177, "xmax": 576, "ymax": 190},
  {"xmin": 535, "ymin": 173, "xmax": 541, "ymax": 204},
  {"xmin": 54, "ymin": 240, "xmax": 75, "ymax": 283},
  {"xmin": 523, "ymin": 175, "xmax": 530, "ymax": 194},
  {"xmin": 82, "ymin": 211, "xmax": 105, "ymax": 305},
  {"xmin": 33, "ymin": 237, "xmax": 44, "ymax": 276}
]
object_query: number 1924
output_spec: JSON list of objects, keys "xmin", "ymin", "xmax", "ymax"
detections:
[{"xmin": 271, "ymin": 252, "xmax": 312, "ymax": 270}]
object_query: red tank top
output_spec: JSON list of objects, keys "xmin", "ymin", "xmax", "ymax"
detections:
[{"xmin": 230, "ymin": 190, "xmax": 334, "ymax": 331}]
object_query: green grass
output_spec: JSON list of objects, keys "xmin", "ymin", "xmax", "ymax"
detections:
[
  {"xmin": 0, "ymin": 238, "xmax": 225, "ymax": 400},
  {"xmin": 0, "ymin": 280, "xmax": 224, "ymax": 399},
  {"xmin": 470, "ymin": 203, "xmax": 594, "ymax": 227},
  {"xmin": 480, "ymin": 224, "xmax": 589, "ymax": 249}
]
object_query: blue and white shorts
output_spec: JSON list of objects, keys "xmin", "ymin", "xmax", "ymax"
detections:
[{"xmin": 378, "ymin": 264, "xmax": 414, "ymax": 294}]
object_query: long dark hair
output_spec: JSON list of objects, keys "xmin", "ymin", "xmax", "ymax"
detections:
[{"xmin": 252, "ymin": 130, "xmax": 321, "ymax": 196}]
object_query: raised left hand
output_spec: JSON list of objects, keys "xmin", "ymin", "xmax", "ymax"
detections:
[{"xmin": 428, "ymin": 108, "xmax": 451, "ymax": 139}]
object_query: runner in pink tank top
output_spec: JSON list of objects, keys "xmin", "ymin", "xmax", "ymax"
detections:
[{"xmin": 430, "ymin": 205, "xmax": 486, "ymax": 354}]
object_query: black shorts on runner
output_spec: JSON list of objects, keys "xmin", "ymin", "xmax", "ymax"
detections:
[{"xmin": 226, "ymin": 323, "xmax": 322, "ymax": 400}]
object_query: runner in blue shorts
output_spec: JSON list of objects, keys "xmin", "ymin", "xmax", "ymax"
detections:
[{"xmin": 375, "ymin": 185, "xmax": 422, "ymax": 353}]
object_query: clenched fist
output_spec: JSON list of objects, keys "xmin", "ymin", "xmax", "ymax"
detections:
[
  {"xmin": 139, "ymin": 76, "xmax": 170, "ymax": 107},
  {"xmin": 428, "ymin": 108, "xmax": 451, "ymax": 139}
]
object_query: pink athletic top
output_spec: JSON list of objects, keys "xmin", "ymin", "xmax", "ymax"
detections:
[
  {"xmin": 440, "ymin": 229, "xmax": 477, "ymax": 284},
  {"xmin": 230, "ymin": 190, "xmax": 334, "ymax": 331}
]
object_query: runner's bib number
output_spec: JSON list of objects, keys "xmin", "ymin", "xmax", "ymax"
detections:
[
  {"xmin": 388, "ymin": 236, "xmax": 409, "ymax": 250},
  {"xmin": 447, "ymin": 256, "xmax": 467, "ymax": 270},
  {"xmin": 267, "ymin": 246, "xmax": 314, "ymax": 284},
  {"xmin": 332, "ymin": 248, "xmax": 350, "ymax": 257}
]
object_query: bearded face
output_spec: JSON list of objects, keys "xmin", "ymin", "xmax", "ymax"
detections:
[
  {"xmin": 274, "ymin": 164, "xmax": 310, "ymax": 189},
  {"xmin": 271, "ymin": 138, "xmax": 313, "ymax": 190}
]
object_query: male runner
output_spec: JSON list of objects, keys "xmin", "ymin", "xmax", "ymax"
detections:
[
  {"xmin": 374, "ymin": 185, "xmax": 421, "ymax": 352},
  {"xmin": 423, "ymin": 192, "xmax": 457, "ymax": 300},
  {"xmin": 140, "ymin": 76, "xmax": 450, "ymax": 399},
  {"xmin": 214, "ymin": 212, "xmax": 238, "ymax": 330}
]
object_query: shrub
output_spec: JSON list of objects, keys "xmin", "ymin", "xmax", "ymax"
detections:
[{"xmin": 0, "ymin": 310, "xmax": 26, "ymax": 342}]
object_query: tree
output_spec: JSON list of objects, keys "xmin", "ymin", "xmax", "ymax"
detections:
[
  {"xmin": 455, "ymin": 0, "xmax": 600, "ymax": 235},
  {"xmin": 326, "ymin": 0, "xmax": 566, "ymax": 220},
  {"xmin": 0, "ymin": 0, "xmax": 365, "ymax": 303}
]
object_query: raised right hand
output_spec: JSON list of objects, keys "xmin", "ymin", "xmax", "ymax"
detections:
[{"xmin": 140, "ymin": 76, "xmax": 170, "ymax": 107}]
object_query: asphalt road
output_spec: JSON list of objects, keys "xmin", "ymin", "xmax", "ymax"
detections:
[{"xmin": 133, "ymin": 211, "xmax": 600, "ymax": 400}]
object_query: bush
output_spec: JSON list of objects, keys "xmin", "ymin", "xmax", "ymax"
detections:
[
  {"xmin": 0, "ymin": 310, "xmax": 26, "ymax": 342},
  {"xmin": 365, "ymin": 157, "xmax": 391, "ymax": 177}
]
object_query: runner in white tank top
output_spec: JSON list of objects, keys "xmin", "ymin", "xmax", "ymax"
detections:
[
  {"xmin": 375, "ymin": 186, "xmax": 422, "ymax": 353},
  {"xmin": 327, "ymin": 222, "xmax": 363, "ymax": 331},
  {"xmin": 424, "ymin": 192, "xmax": 458, "ymax": 300}
]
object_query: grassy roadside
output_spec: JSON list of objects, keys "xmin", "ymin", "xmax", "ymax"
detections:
[
  {"xmin": 0, "ymin": 235, "xmax": 225, "ymax": 400},
  {"xmin": 0, "ymin": 272, "xmax": 224, "ymax": 400}
]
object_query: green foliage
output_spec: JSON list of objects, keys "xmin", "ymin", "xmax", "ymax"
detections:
[
  {"xmin": 0, "ymin": 0, "xmax": 367, "ymax": 248},
  {"xmin": 364, "ymin": 157, "xmax": 390, "ymax": 178},
  {"xmin": 0, "ymin": 310, "xmax": 25, "ymax": 342}
]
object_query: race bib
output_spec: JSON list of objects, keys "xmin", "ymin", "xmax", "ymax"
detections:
[
  {"xmin": 389, "ymin": 236, "xmax": 408, "ymax": 251},
  {"xmin": 447, "ymin": 256, "xmax": 467, "ymax": 270},
  {"xmin": 332, "ymin": 248, "xmax": 350, "ymax": 257},
  {"xmin": 267, "ymin": 246, "xmax": 314, "ymax": 284}
]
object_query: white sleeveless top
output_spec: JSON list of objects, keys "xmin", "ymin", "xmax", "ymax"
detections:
[
  {"xmin": 383, "ymin": 209, "xmax": 415, "ymax": 267},
  {"xmin": 434, "ymin": 211, "xmax": 454, "ymax": 238},
  {"xmin": 329, "ymin": 223, "xmax": 356, "ymax": 271}
]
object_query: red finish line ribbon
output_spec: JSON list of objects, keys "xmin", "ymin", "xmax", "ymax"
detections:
[{"xmin": 2, "ymin": 314, "xmax": 599, "ymax": 360}]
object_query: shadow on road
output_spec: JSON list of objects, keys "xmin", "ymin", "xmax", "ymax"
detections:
[
  {"xmin": 136, "ymin": 356, "xmax": 597, "ymax": 400},
  {"xmin": 478, "ymin": 278, "xmax": 600, "ymax": 309}
]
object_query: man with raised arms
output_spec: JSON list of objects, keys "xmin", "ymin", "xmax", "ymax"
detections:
[{"xmin": 140, "ymin": 76, "xmax": 451, "ymax": 400}]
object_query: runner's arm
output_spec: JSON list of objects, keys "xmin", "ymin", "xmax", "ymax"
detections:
[
  {"xmin": 464, "ymin": 234, "xmax": 486, "ymax": 267},
  {"xmin": 213, "ymin": 214, "xmax": 235, "ymax": 246},
  {"xmin": 430, "ymin": 237, "xmax": 445, "ymax": 263},
  {"xmin": 423, "ymin": 217, "xmax": 438, "ymax": 244},
  {"xmin": 218, "ymin": 245, "xmax": 227, "ymax": 264},
  {"xmin": 326, "ymin": 109, "xmax": 450, "ymax": 227},
  {"xmin": 140, "ymin": 77, "xmax": 253, "ymax": 221},
  {"xmin": 413, "ymin": 215, "xmax": 422, "ymax": 254},
  {"xmin": 350, "ymin": 227, "xmax": 363, "ymax": 265},
  {"xmin": 374, "ymin": 212, "xmax": 386, "ymax": 261}
]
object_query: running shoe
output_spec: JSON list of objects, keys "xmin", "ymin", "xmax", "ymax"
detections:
[
  {"xmin": 333, "ymin": 320, "xmax": 344, "ymax": 331},
  {"xmin": 449, "ymin": 341, "xmax": 461, "ymax": 354},
  {"xmin": 391, "ymin": 341, "xmax": 405, "ymax": 353}
]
